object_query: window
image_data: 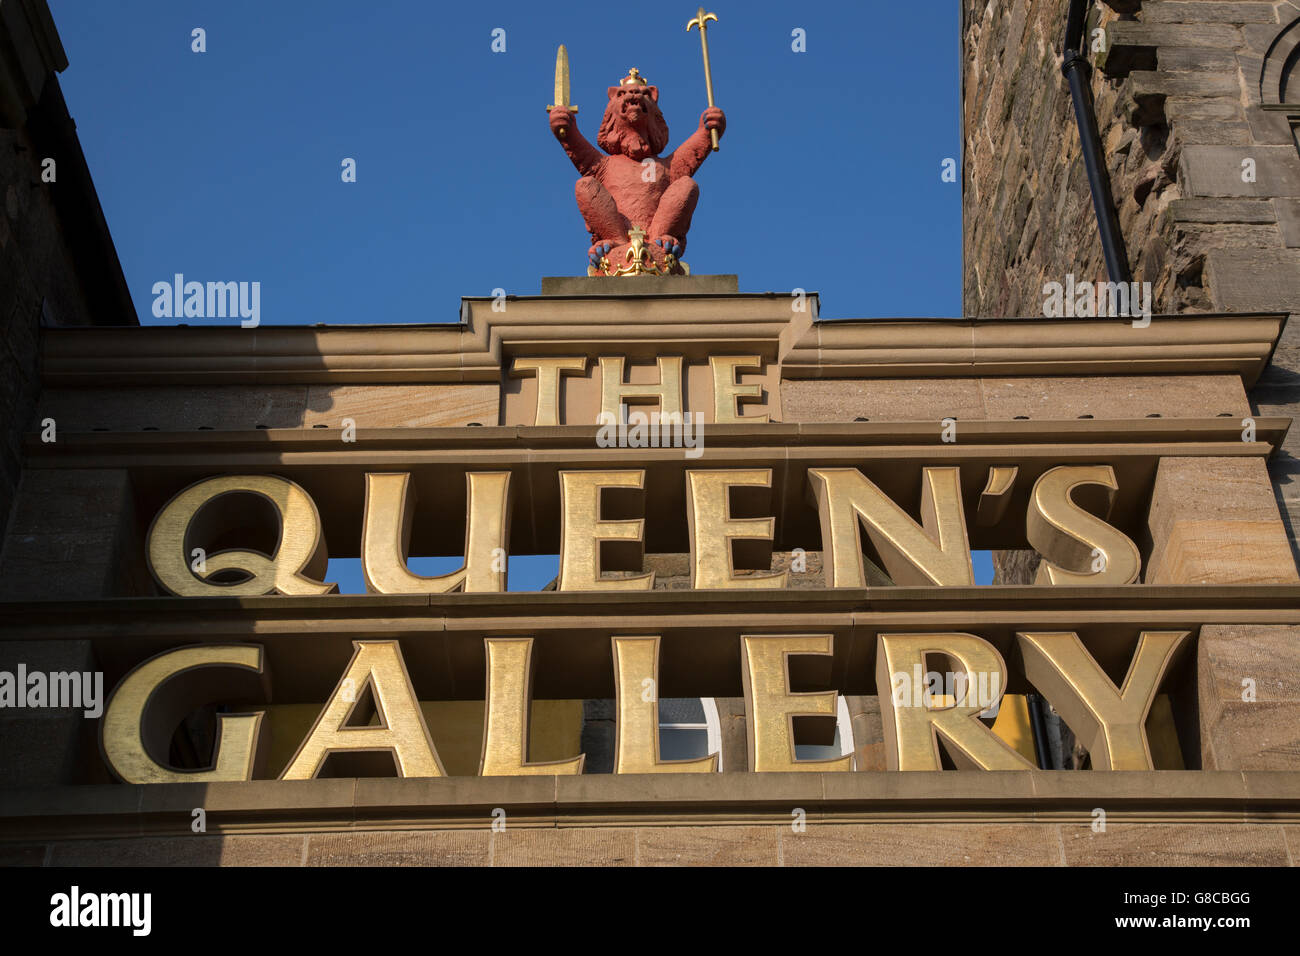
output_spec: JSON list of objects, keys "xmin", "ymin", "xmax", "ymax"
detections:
[
  {"xmin": 657, "ymin": 697, "xmax": 855, "ymax": 770},
  {"xmin": 657, "ymin": 697, "xmax": 723, "ymax": 768}
]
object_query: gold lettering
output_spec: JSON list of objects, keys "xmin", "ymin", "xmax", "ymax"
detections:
[
  {"xmin": 102, "ymin": 644, "xmax": 267, "ymax": 783},
  {"xmin": 741, "ymin": 634, "xmax": 852, "ymax": 772},
  {"xmin": 1027, "ymin": 465, "xmax": 1141, "ymax": 585},
  {"xmin": 362, "ymin": 472, "xmax": 510, "ymax": 593},
  {"xmin": 280, "ymin": 641, "xmax": 444, "ymax": 779},
  {"xmin": 808, "ymin": 467, "xmax": 973, "ymax": 586},
  {"xmin": 558, "ymin": 470, "xmax": 654, "ymax": 590},
  {"xmin": 510, "ymin": 356, "xmax": 586, "ymax": 426},
  {"xmin": 710, "ymin": 355, "xmax": 767, "ymax": 423},
  {"xmin": 686, "ymin": 469, "xmax": 786, "ymax": 589},
  {"xmin": 1017, "ymin": 630, "xmax": 1189, "ymax": 770},
  {"xmin": 875, "ymin": 633, "xmax": 1034, "ymax": 771},
  {"xmin": 479, "ymin": 638, "xmax": 585, "ymax": 775},
  {"xmin": 599, "ymin": 356, "xmax": 683, "ymax": 420},
  {"xmin": 976, "ymin": 465, "xmax": 1018, "ymax": 527},
  {"xmin": 612, "ymin": 636, "xmax": 718, "ymax": 773},
  {"xmin": 147, "ymin": 475, "xmax": 334, "ymax": 596}
]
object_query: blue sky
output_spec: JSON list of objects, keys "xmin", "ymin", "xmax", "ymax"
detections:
[
  {"xmin": 48, "ymin": 0, "xmax": 990, "ymax": 587},
  {"xmin": 50, "ymin": 0, "xmax": 963, "ymax": 320}
]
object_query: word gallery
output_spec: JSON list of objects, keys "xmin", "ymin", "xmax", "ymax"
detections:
[{"xmin": 97, "ymin": 459, "xmax": 1180, "ymax": 782}]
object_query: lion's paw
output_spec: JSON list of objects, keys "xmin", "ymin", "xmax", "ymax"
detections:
[
  {"xmin": 588, "ymin": 241, "xmax": 614, "ymax": 266},
  {"xmin": 652, "ymin": 236, "xmax": 683, "ymax": 257}
]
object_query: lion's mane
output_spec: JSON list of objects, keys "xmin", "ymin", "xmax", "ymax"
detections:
[{"xmin": 597, "ymin": 96, "xmax": 670, "ymax": 158}]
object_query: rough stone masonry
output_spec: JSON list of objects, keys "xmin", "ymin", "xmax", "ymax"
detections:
[{"xmin": 963, "ymin": 0, "xmax": 1300, "ymax": 566}]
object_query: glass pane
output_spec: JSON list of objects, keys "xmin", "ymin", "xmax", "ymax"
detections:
[
  {"xmin": 794, "ymin": 728, "xmax": 842, "ymax": 762},
  {"xmin": 659, "ymin": 727, "xmax": 710, "ymax": 761}
]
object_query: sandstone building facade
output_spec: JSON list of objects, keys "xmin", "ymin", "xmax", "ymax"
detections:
[{"xmin": 0, "ymin": 0, "xmax": 1296, "ymax": 866}]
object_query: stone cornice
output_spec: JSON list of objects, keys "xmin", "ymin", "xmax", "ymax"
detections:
[
  {"xmin": 0, "ymin": 772, "xmax": 1296, "ymax": 839},
  {"xmin": 39, "ymin": 306, "xmax": 1287, "ymax": 387},
  {"xmin": 2, "ymin": 586, "xmax": 1297, "ymax": 701},
  {"xmin": 778, "ymin": 312, "xmax": 1287, "ymax": 385},
  {"xmin": 21, "ymin": 418, "xmax": 1291, "ymax": 466}
]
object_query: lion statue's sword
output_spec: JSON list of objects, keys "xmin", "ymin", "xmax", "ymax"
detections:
[{"xmin": 545, "ymin": 44, "xmax": 578, "ymax": 140}]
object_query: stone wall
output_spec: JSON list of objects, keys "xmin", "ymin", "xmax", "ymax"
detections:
[
  {"xmin": 0, "ymin": 0, "xmax": 137, "ymax": 538},
  {"xmin": 964, "ymin": 0, "xmax": 1112, "ymax": 318},
  {"xmin": 962, "ymin": 0, "xmax": 1296, "ymax": 317},
  {"xmin": 5, "ymin": 773, "xmax": 1296, "ymax": 865},
  {"xmin": 965, "ymin": 0, "xmax": 1300, "ymax": 561},
  {"xmin": 8, "ymin": 821, "xmax": 1295, "ymax": 866},
  {"xmin": 0, "ymin": 0, "xmax": 140, "ymax": 786}
]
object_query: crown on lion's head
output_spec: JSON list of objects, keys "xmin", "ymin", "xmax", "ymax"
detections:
[{"xmin": 597, "ymin": 68, "xmax": 669, "ymax": 160}]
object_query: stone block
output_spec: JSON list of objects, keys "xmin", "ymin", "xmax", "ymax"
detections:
[
  {"xmin": 1136, "ymin": 71, "xmax": 1242, "ymax": 99},
  {"xmin": 1199, "ymin": 625, "xmax": 1300, "ymax": 770},
  {"xmin": 981, "ymin": 374, "xmax": 1248, "ymax": 419},
  {"xmin": 46, "ymin": 836, "xmax": 301, "ymax": 866},
  {"xmin": 781, "ymin": 823, "xmax": 1061, "ymax": 866},
  {"xmin": 306, "ymin": 829, "xmax": 488, "ymax": 866},
  {"xmin": 6, "ymin": 469, "xmax": 131, "ymax": 535},
  {"xmin": 0, "ymin": 843, "xmax": 45, "ymax": 865},
  {"xmin": 1275, "ymin": 200, "xmax": 1300, "ymax": 248},
  {"xmin": 1286, "ymin": 826, "xmax": 1300, "ymax": 864},
  {"xmin": 0, "ymin": 638, "xmax": 99, "ymax": 785},
  {"xmin": 37, "ymin": 386, "xmax": 309, "ymax": 432},
  {"xmin": 1169, "ymin": 199, "xmax": 1275, "ymax": 224},
  {"xmin": 302, "ymin": 385, "xmax": 498, "ymax": 428},
  {"xmin": 1245, "ymin": 105, "xmax": 1297, "ymax": 146},
  {"xmin": 715, "ymin": 696, "xmax": 749, "ymax": 773},
  {"xmin": 1156, "ymin": 47, "xmax": 1239, "ymax": 73},
  {"xmin": 1060, "ymin": 824, "xmax": 1289, "ymax": 865},
  {"xmin": 2, "ymin": 529, "xmax": 120, "ymax": 599},
  {"xmin": 1143, "ymin": 3, "xmax": 1278, "ymax": 24},
  {"xmin": 1242, "ymin": 21, "xmax": 1291, "ymax": 55},
  {"xmin": 492, "ymin": 826, "xmax": 635, "ymax": 866},
  {"xmin": 1181, "ymin": 146, "xmax": 1300, "ymax": 199},
  {"xmin": 1146, "ymin": 457, "xmax": 1298, "ymax": 584},
  {"xmin": 636, "ymin": 825, "xmax": 778, "ymax": 866},
  {"xmin": 780, "ymin": 378, "xmax": 986, "ymax": 423},
  {"xmin": 1206, "ymin": 249, "xmax": 1300, "ymax": 311},
  {"xmin": 1164, "ymin": 96, "xmax": 1244, "ymax": 122},
  {"xmin": 845, "ymin": 695, "xmax": 885, "ymax": 771},
  {"xmin": 1170, "ymin": 120, "xmax": 1253, "ymax": 145}
]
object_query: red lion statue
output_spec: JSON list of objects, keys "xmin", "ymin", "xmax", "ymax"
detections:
[{"xmin": 548, "ymin": 68, "xmax": 725, "ymax": 276}]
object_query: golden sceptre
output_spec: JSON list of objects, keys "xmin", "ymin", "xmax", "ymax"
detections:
[{"xmin": 686, "ymin": 7, "xmax": 720, "ymax": 152}]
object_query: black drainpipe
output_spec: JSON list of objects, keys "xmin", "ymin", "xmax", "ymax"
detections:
[{"xmin": 1062, "ymin": 0, "xmax": 1131, "ymax": 285}]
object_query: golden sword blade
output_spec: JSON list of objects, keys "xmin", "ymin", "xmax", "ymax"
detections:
[{"xmin": 546, "ymin": 44, "xmax": 578, "ymax": 139}]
